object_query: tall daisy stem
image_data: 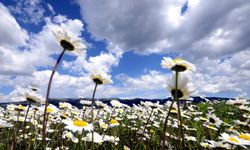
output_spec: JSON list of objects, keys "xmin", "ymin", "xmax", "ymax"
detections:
[
  {"xmin": 42, "ymin": 48, "xmax": 66, "ymax": 144},
  {"xmin": 91, "ymin": 82, "xmax": 98, "ymax": 150},
  {"xmin": 22, "ymin": 101, "xmax": 31, "ymax": 142},
  {"xmin": 10, "ymin": 111, "xmax": 20, "ymax": 150},
  {"xmin": 134, "ymin": 108, "xmax": 154, "ymax": 150},
  {"xmin": 175, "ymin": 71, "xmax": 185, "ymax": 149},
  {"xmin": 161, "ymin": 98, "xmax": 175, "ymax": 150}
]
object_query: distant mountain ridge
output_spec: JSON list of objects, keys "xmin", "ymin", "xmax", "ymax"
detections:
[{"xmin": 0, "ymin": 97, "xmax": 233, "ymax": 108}]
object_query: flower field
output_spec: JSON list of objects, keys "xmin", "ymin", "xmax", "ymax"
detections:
[{"xmin": 0, "ymin": 98, "xmax": 249, "ymax": 149}]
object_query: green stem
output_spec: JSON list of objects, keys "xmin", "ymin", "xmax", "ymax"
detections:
[
  {"xmin": 161, "ymin": 99, "xmax": 175, "ymax": 149},
  {"xmin": 10, "ymin": 111, "xmax": 20, "ymax": 150},
  {"xmin": 175, "ymin": 71, "xmax": 185, "ymax": 149},
  {"xmin": 42, "ymin": 48, "xmax": 66, "ymax": 146},
  {"xmin": 134, "ymin": 108, "xmax": 154, "ymax": 150},
  {"xmin": 91, "ymin": 83, "xmax": 98, "ymax": 150},
  {"xmin": 22, "ymin": 101, "xmax": 31, "ymax": 142}
]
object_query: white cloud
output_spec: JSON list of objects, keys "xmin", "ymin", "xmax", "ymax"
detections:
[
  {"xmin": 77, "ymin": 0, "xmax": 250, "ymax": 57},
  {"xmin": 8, "ymin": 0, "xmax": 47, "ymax": 25},
  {"xmin": 191, "ymin": 49, "xmax": 250, "ymax": 96},
  {"xmin": 47, "ymin": 3, "xmax": 55, "ymax": 15},
  {"xmin": 62, "ymin": 52, "xmax": 120, "ymax": 75},
  {"xmin": 1, "ymin": 69, "xmax": 170, "ymax": 101},
  {"xmin": 4, "ymin": 70, "xmax": 115, "ymax": 100},
  {"xmin": 77, "ymin": 0, "xmax": 187, "ymax": 54},
  {"xmin": 117, "ymin": 70, "xmax": 167, "ymax": 89},
  {"xmin": 77, "ymin": 0, "xmax": 250, "ymax": 98},
  {"xmin": 0, "ymin": 3, "xmax": 28, "ymax": 49},
  {"xmin": 113, "ymin": 70, "xmax": 171, "ymax": 98}
]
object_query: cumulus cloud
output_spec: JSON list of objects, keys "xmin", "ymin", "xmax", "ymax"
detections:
[
  {"xmin": 2, "ymin": 69, "xmax": 170, "ymax": 102},
  {"xmin": 8, "ymin": 0, "xmax": 48, "ymax": 25},
  {"xmin": 77, "ymin": 0, "xmax": 184, "ymax": 54},
  {"xmin": 1, "ymin": 0, "xmax": 250, "ymax": 101},
  {"xmin": 77, "ymin": 0, "xmax": 250, "ymax": 97},
  {"xmin": 3, "ymin": 70, "xmax": 115, "ymax": 100},
  {"xmin": 0, "ymin": 3, "xmax": 28, "ymax": 49},
  {"xmin": 62, "ymin": 52, "xmax": 120, "ymax": 75},
  {"xmin": 77, "ymin": 0, "xmax": 250, "ymax": 57},
  {"xmin": 193, "ymin": 49, "xmax": 250, "ymax": 95}
]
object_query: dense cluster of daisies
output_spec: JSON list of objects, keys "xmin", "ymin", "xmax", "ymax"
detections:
[
  {"xmin": 0, "ymin": 30, "xmax": 249, "ymax": 149},
  {"xmin": 0, "ymin": 97, "xmax": 249, "ymax": 149}
]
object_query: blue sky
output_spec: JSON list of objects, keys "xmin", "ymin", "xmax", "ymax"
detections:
[{"xmin": 0, "ymin": 0, "xmax": 250, "ymax": 102}]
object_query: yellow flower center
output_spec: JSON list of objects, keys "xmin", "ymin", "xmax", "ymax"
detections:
[
  {"xmin": 47, "ymin": 107, "xmax": 54, "ymax": 113},
  {"xmin": 72, "ymin": 111, "xmax": 78, "ymax": 115},
  {"xmin": 170, "ymin": 109, "xmax": 178, "ymax": 114},
  {"xmin": 73, "ymin": 120, "xmax": 88, "ymax": 127},
  {"xmin": 207, "ymin": 125, "xmax": 217, "ymax": 130},
  {"xmin": 228, "ymin": 137, "xmax": 239, "ymax": 143},
  {"xmin": 200, "ymin": 117, "xmax": 208, "ymax": 121},
  {"xmin": 229, "ymin": 126, "xmax": 234, "ymax": 131},
  {"xmin": 18, "ymin": 105, "xmax": 25, "ymax": 110},
  {"xmin": 100, "ymin": 123, "xmax": 108, "ymax": 129},
  {"xmin": 239, "ymin": 134, "xmax": 250, "ymax": 141},
  {"xmin": 203, "ymin": 143, "xmax": 209, "ymax": 148},
  {"xmin": 173, "ymin": 58, "xmax": 184, "ymax": 63},
  {"xmin": 172, "ymin": 58, "xmax": 187, "ymax": 72},
  {"xmin": 117, "ymin": 109, "xmax": 123, "ymax": 113},
  {"xmin": 66, "ymin": 132, "xmax": 72, "ymax": 139},
  {"xmin": 110, "ymin": 119, "xmax": 118, "ymax": 124},
  {"xmin": 18, "ymin": 117, "xmax": 25, "ymax": 122}
]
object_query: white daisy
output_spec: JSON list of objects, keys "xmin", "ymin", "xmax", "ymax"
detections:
[
  {"xmin": 161, "ymin": 57, "xmax": 196, "ymax": 72},
  {"xmin": 39, "ymin": 104, "xmax": 58, "ymax": 114},
  {"xmin": 80, "ymin": 100, "xmax": 92, "ymax": 106},
  {"xmin": 238, "ymin": 133, "xmax": 250, "ymax": 141},
  {"xmin": 59, "ymin": 102, "xmax": 72, "ymax": 109},
  {"xmin": 0, "ymin": 119, "xmax": 13, "ymax": 128},
  {"xmin": 226, "ymin": 98, "xmax": 250, "ymax": 105},
  {"xmin": 110, "ymin": 100, "xmax": 123, "ymax": 108},
  {"xmin": 185, "ymin": 135, "xmax": 196, "ymax": 142},
  {"xmin": 82, "ymin": 132, "xmax": 103, "ymax": 143},
  {"xmin": 219, "ymin": 133, "xmax": 250, "ymax": 147},
  {"xmin": 62, "ymin": 131, "xmax": 79, "ymax": 143},
  {"xmin": 18, "ymin": 86, "xmax": 44, "ymax": 104},
  {"xmin": 52, "ymin": 30, "xmax": 86, "ymax": 55},
  {"xmin": 96, "ymin": 101, "xmax": 108, "ymax": 108},
  {"xmin": 109, "ymin": 119, "xmax": 120, "ymax": 128},
  {"xmin": 90, "ymin": 71, "xmax": 113, "ymax": 84},
  {"xmin": 167, "ymin": 73, "xmax": 195, "ymax": 99},
  {"xmin": 103, "ymin": 135, "xmax": 120, "ymax": 144},
  {"xmin": 239, "ymin": 105, "xmax": 250, "ymax": 112},
  {"xmin": 207, "ymin": 114, "xmax": 223, "ymax": 127},
  {"xmin": 63, "ymin": 119, "xmax": 93, "ymax": 133}
]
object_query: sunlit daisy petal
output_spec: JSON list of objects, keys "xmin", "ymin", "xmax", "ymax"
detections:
[
  {"xmin": 219, "ymin": 133, "xmax": 250, "ymax": 147},
  {"xmin": 52, "ymin": 30, "xmax": 86, "ymax": 55},
  {"xmin": 90, "ymin": 71, "xmax": 113, "ymax": 84},
  {"xmin": 161, "ymin": 57, "xmax": 196, "ymax": 72},
  {"xmin": 167, "ymin": 73, "xmax": 195, "ymax": 99},
  {"xmin": 82, "ymin": 132, "xmax": 103, "ymax": 143},
  {"xmin": 63, "ymin": 119, "xmax": 93, "ymax": 133}
]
